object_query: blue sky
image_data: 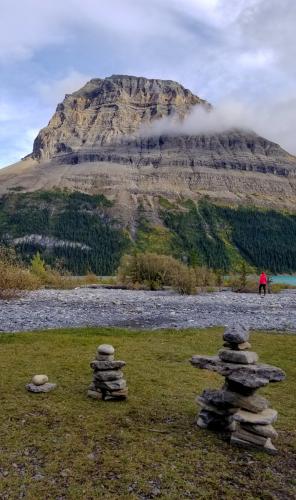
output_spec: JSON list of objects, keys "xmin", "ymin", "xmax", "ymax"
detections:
[{"xmin": 1, "ymin": 0, "xmax": 296, "ymax": 167}]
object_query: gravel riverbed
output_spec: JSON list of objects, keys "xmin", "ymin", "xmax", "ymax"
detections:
[{"xmin": 0, "ymin": 288, "xmax": 296, "ymax": 333}]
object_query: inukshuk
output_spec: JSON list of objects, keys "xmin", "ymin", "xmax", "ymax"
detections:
[
  {"xmin": 87, "ymin": 344, "xmax": 128, "ymax": 401},
  {"xmin": 190, "ymin": 325, "xmax": 286, "ymax": 454}
]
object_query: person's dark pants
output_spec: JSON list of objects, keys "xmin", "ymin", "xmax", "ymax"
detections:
[{"xmin": 259, "ymin": 284, "xmax": 266, "ymax": 296}]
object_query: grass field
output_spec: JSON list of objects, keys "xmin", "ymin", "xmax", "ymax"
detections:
[{"xmin": 0, "ymin": 327, "xmax": 295, "ymax": 499}]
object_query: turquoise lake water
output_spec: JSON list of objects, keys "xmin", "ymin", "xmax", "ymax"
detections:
[{"xmin": 271, "ymin": 275, "xmax": 296, "ymax": 285}]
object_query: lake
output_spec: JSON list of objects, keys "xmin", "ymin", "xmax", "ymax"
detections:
[{"xmin": 271, "ymin": 275, "xmax": 296, "ymax": 286}]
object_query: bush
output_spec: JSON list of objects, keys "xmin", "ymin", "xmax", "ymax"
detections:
[
  {"xmin": 117, "ymin": 252, "xmax": 196, "ymax": 294},
  {"xmin": 0, "ymin": 247, "xmax": 41, "ymax": 299}
]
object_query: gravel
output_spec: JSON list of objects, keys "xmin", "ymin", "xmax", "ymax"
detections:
[{"xmin": 0, "ymin": 288, "xmax": 295, "ymax": 333}]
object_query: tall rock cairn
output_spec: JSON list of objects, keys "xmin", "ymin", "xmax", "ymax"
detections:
[
  {"xmin": 87, "ymin": 344, "xmax": 128, "ymax": 401},
  {"xmin": 190, "ymin": 326, "xmax": 286, "ymax": 454}
]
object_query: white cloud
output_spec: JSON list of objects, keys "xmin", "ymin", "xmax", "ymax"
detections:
[{"xmin": 140, "ymin": 98, "xmax": 296, "ymax": 155}]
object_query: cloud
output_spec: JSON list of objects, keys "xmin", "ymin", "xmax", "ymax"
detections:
[
  {"xmin": 0, "ymin": 0, "xmax": 296, "ymax": 166},
  {"xmin": 139, "ymin": 99, "xmax": 296, "ymax": 155}
]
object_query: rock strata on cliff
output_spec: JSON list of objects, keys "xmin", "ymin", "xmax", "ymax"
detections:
[{"xmin": 2, "ymin": 74, "xmax": 296, "ymax": 212}]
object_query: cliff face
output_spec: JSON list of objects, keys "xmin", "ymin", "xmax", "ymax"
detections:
[
  {"xmin": 32, "ymin": 75, "xmax": 208, "ymax": 160},
  {"xmin": 2, "ymin": 74, "xmax": 296, "ymax": 215}
]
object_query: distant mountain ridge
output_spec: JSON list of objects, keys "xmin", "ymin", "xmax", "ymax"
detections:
[{"xmin": 1, "ymin": 74, "xmax": 296, "ymax": 215}]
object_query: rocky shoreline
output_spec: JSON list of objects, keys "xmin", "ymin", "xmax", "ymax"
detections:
[{"xmin": 0, "ymin": 288, "xmax": 296, "ymax": 333}]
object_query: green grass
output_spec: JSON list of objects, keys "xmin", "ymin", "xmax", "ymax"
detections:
[{"xmin": 0, "ymin": 327, "xmax": 295, "ymax": 499}]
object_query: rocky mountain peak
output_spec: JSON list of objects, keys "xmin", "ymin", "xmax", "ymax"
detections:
[{"xmin": 32, "ymin": 75, "xmax": 209, "ymax": 160}]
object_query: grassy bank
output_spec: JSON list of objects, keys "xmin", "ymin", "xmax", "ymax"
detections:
[{"xmin": 0, "ymin": 327, "xmax": 295, "ymax": 499}]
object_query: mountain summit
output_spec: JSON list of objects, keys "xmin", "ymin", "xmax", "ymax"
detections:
[{"xmin": 1, "ymin": 74, "xmax": 296, "ymax": 212}]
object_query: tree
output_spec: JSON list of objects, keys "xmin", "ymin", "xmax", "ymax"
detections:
[{"xmin": 31, "ymin": 252, "xmax": 46, "ymax": 278}]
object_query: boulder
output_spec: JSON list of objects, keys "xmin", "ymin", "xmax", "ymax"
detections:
[
  {"xmin": 230, "ymin": 435, "xmax": 277, "ymax": 454},
  {"xmin": 87, "ymin": 389, "xmax": 103, "ymax": 400}
]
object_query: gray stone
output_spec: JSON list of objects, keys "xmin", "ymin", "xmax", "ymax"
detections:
[
  {"xmin": 96, "ymin": 379, "xmax": 127, "ymax": 392},
  {"xmin": 218, "ymin": 349, "xmax": 258, "ymax": 365},
  {"xmin": 87, "ymin": 389, "xmax": 103, "ymax": 400},
  {"xmin": 230, "ymin": 435, "xmax": 277, "ymax": 454},
  {"xmin": 90, "ymin": 360, "xmax": 126, "ymax": 371},
  {"xmin": 241, "ymin": 423, "xmax": 278, "ymax": 439},
  {"xmin": 200, "ymin": 388, "xmax": 269, "ymax": 413},
  {"xmin": 97, "ymin": 344, "xmax": 115, "ymax": 355},
  {"xmin": 93, "ymin": 370, "xmax": 123, "ymax": 382},
  {"xmin": 31, "ymin": 374, "xmax": 49, "ymax": 386},
  {"xmin": 233, "ymin": 408, "xmax": 278, "ymax": 425},
  {"xmin": 190, "ymin": 355, "xmax": 286, "ymax": 389},
  {"xmin": 104, "ymin": 388, "xmax": 128, "ymax": 400},
  {"xmin": 26, "ymin": 383, "xmax": 56, "ymax": 393},
  {"xmin": 223, "ymin": 342, "xmax": 251, "ymax": 351},
  {"xmin": 96, "ymin": 353, "xmax": 115, "ymax": 361},
  {"xmin": 232, "ymin": 426, "xmax": 268, "ymax": 446},
  {"xmin": 223, "ymin": 325, "xmax": 249, "ymax": 344},
  {"xmin": 197, "ymin": 409, "xmax": 229, "ymax": 430},
  {"xmin": 196, "ymin": 397, "xmax": 235, "ymax": 416}
]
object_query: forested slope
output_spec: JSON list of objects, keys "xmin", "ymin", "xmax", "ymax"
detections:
[{"xmin": 0, "ymin": 190, "xmax": 296, "ymax": 274}]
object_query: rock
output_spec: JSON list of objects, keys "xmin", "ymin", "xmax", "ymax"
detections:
[
  {"xmin": 197, "ymin": 409, "xmax": 229, "ymax": 430},
  {"xmin": 108, "ymin": 388, "xmax": 128, "ymax": 397},
  {"xmin": 87, "ymin": 389, "xmax": 103, "ymax": 400},
  {"xmin": 90, "ymin": 360, "xmax": 126, "ymax": 371},
  {"xmin": 31, "ymin": 374, "xmax": 49, "ymax": 386},
  {"xmin": 233, "ymin": 408, "xmax": 278, "ymax": 425},
  {"xmin": 232, "ymin": 426, "xmax": 269, "ymax": 446},
  {"xmin": 218, "ymin": 349, "xmax": 258, "ymax": 364},
  {"xmin": 96, "ymin": 354, "xmax": 115, "ymax": 361},
  {"xmin": 93, "ymin": 370, "xmax": 123, "ymax": 382},
  {"xmin": 97, "ymin": 344, "xmax": 115, "ymax": 355},
  {"xmin": 200, "ymin": 388, "xmax": 269, "ymax": 413},
  {"xmin": 223, "ymin": 325, "xmax": 249, "ymax": 344},
  {"xmin": 191, "ymin": 355, "xmax": 286, "ymax": 389},
  {"xmin": 196, "ymin": 397, "xmax": 235, "ymax": 416},
  {"xmin": 96, "ymin": 379, "xmax": 127, "ymax": 392},
  {"xmin": 26, "ymin": 383, "xmax": 56, "ymax": 393},
  {"xmin": 241, "ymin": 423, "xmax": 278, "ymax": 439},
  {"xmin": 223, "ymin": 342, "xmax": 251, "ymax": 351},
  {"xmin": 230, "ymin": 435, "xmax": 277, "ymax": 454}
]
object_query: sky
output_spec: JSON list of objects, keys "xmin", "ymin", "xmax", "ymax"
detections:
[{"xmin": 0, "ymin": 0, "xmax": 296, "ymax": 167}]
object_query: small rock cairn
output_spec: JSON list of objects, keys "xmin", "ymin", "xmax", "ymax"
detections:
[
  {"xmin": 87, "ymin": 344, "xmax": 128, "ymax": 401},
  {"xmin": 26, "ymin": 374, "xmax": 56, "ymax": 393},
  {"xmin": 190, "ymin": 325, "xmax": 286, "ymax": 454}
]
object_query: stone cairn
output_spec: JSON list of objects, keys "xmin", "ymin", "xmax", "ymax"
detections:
[
  {"xmin": 190, "ymin": 325, "xmax": 286, "ymax": 454},
  {"xmin": 87, "ymin": 344, "xmax": 128, "ymax": 401},
  {"xmin": 26, "ymin": 374, "xmax": 56, "ymax": 393}
]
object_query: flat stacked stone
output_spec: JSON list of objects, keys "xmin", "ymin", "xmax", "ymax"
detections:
[
  {"xmin": 26, "ymin": 374, "xmax": 56, "ymax": 393},
  {"xmin": 190, "ymin": 325, "xmax": 285, "ymax": 454},
  {"xmin": 87, "ymin": 344, "xmax": 128, "ymax": 401}
]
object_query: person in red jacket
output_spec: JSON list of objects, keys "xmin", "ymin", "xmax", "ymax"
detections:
[{"xmin": 259, "ymin": 271, "xmax": 267, "ymax": 296}]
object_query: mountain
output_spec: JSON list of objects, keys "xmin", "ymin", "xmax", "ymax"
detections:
[
  {"xmin": 1, "ymin": 74, "xmax": 296, "ymax": 217},
  {"xmin": 1, "ymin": 75, "xmax": 296, "ymax": 274}
]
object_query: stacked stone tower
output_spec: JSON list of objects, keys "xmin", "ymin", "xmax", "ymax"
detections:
[
  {"xmin": 191, "ymin": 326, "xmax": 286, "ymax": 454},
  {"xmin": 87, "ymin": 344, "xmax": 128, "ymax": 401}
]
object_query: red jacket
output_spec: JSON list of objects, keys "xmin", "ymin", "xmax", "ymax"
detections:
[{"xmin": 259, "ymin": 273, "xmax": 267, "ymax": 285}]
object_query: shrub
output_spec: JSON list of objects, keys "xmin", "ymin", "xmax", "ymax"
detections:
[
  {"xmin": 117, "ymin": 252, "xmax": 196, "ymax": 294},
  {"xmin": 0, "ymin": 247, "xmax": 41, "ymax": 299}
]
